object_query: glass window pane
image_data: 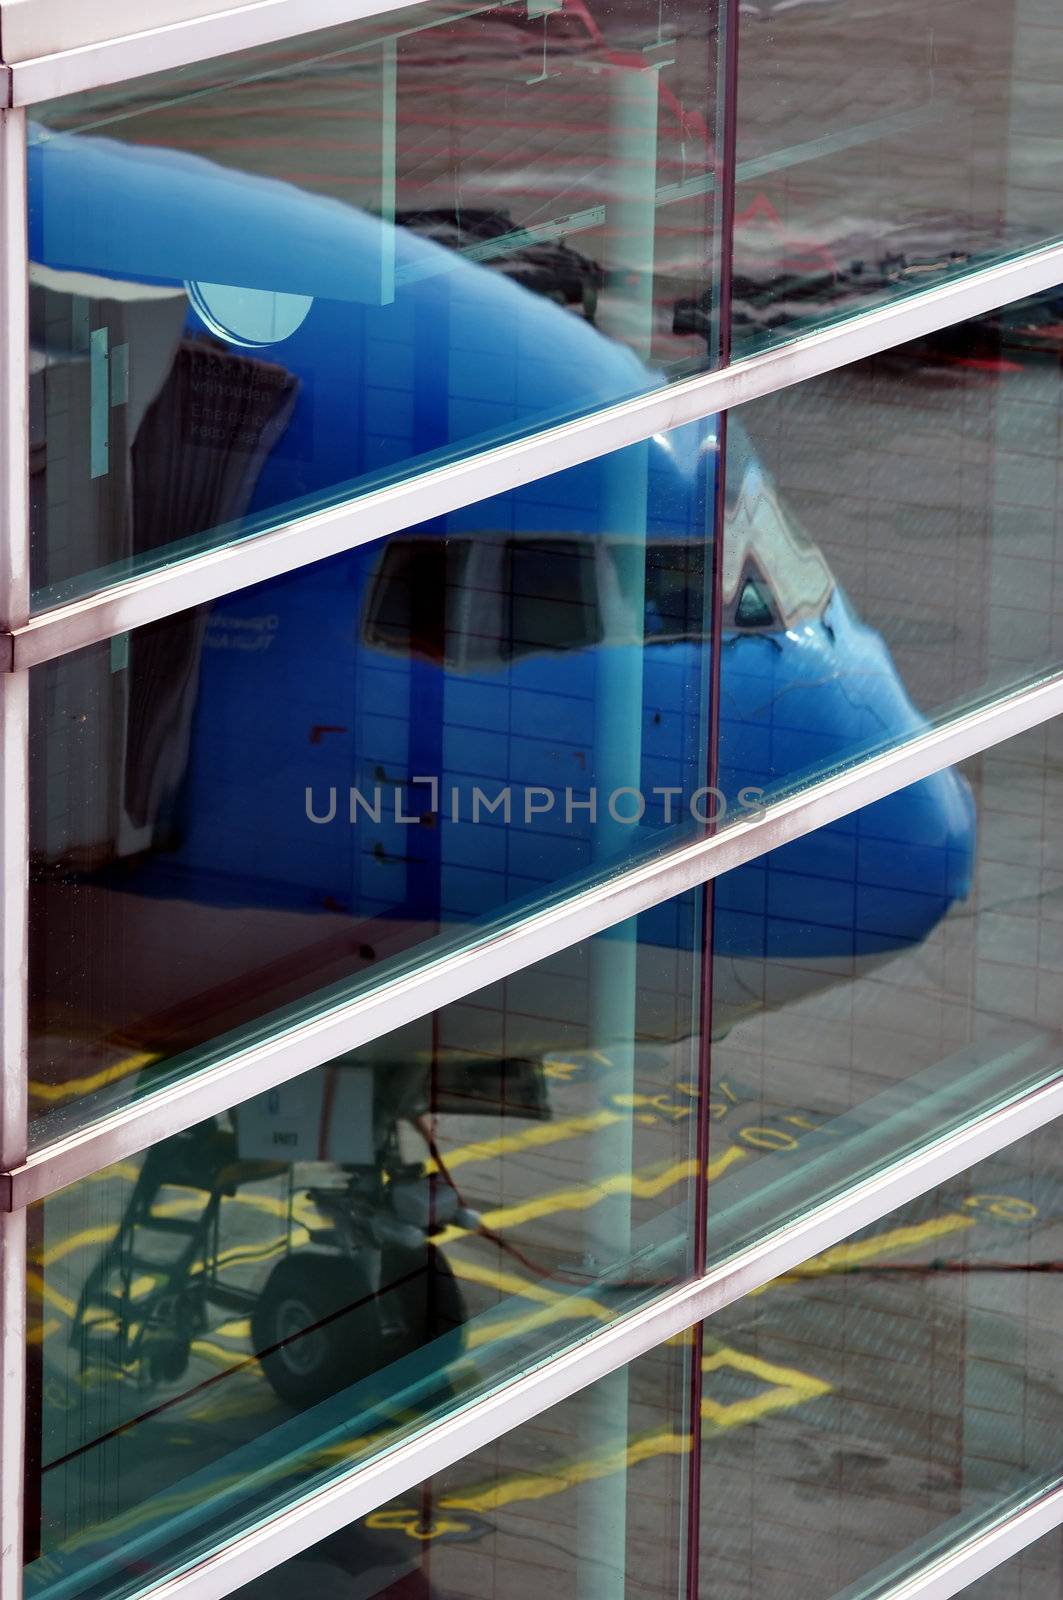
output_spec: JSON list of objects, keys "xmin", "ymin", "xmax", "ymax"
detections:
[
  {"xmin": 29, "ymin": 1, "xmax": 726, "ymax": 604},
  {"xmin": 731, "ymin": 0, "xmax": 1063, "ymax": 350},
  {"xmin": 46, "ymin": 1123, "xmax": 1059, "ymax": 1600},
  {"xmin": 719, "ymin": 286, "xmax": 1063, "ymax": 813},
  {"xmin": 224, "ymin": 1337, "xmax": 695, "ymax": 1600},
  {"xmin": 698, "ymin": 1124, "xmax": 1062, "ymax": 1600},
  {"xmin": 24, "ymin": 906, "xmax": 701, "ymax": 1600},
  {"xmin": 708, "ymin": 711, "xmax": 1063, "ymax": 1263},
  {"xmin": 28, "ymin": 426, "xmax": 719, "ymax": 1142}
]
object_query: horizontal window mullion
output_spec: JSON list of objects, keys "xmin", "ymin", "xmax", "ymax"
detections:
[
  {"xmin": 3, "ymin": 0, "xmax": 438, "ymax": 105},
  {"xmin": 10, "ymin": 233, "xmax": 1063, "ymax": 671},
  {"xmin": 849, "ymin": 1480, "xmax": 1063, "ymax": 1600},
  {"xmin": 7, "ymin": 667, "xmax": 1063, "ymax": 1208}
]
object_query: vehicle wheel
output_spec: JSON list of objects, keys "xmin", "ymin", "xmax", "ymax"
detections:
[
  {"xmin": 143, "ymin": 1330, "xmax": 193, "ymax": 1384},
  {"xmin": 140, "ymin": 1290, "xmax": 200, "ymax": 1384},
  {"xmin": 252, "ymin": 1252, "xmax": 385, "ymax": 1407},
  {"xmin": 381, "ymin": 1243, "xmax": 466, "ymax": 1371}
]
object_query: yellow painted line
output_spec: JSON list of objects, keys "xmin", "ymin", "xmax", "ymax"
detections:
[
  {"xmin": 49, "ymin": 1419, "xmax": 410, "ymax": 1552},
  {"xmin": 29, "ymin": 1052, "xmax": 159, "ymax": 1104},
  {"xmin": 369, "ymin": 1343, "xmax": 832, "ymax": 1537},
  {"xmin": 86, "ymin": 1162, "xmax": 140, "ymax": 1185},
  {"xmin": 36, "ymin": 1086, "xmax": 742, "ymax": 1291},
  {"xmin": 438, "ymin": 1158, "xmax": 699, "ymax": 1238},
  {"xmin": 213, "ymin": 1317, "xmax": 252, "ymax": 1341},
  {"xmin": 431, "ymin": 1110, "xmax": 625, "ymax": 1173},
  {"xmin": 187, "ymin": 1338, "xmax": 249, "ymax": 1369},
  {"xmin": 439, "ymin": 1427, "xmax": 691, "ymax": 1516},
  {"xmin": 422, "ymin": 1345, "xmax": 832, "ymax": 1524},
  {"xmin": 38, "ymin": 1205, "xmax": 313, "ymax": 1275},
  {"xmin": 40, "ymin": 1141, "xmax": 750, "ymax": 1349},
  {"xmin": 129, "ymin": 1273, "xmax": 166, "ymax": 1300},
  {"xmin": 35, "ymin": 1177, "xmax": 327, "ymax": 1272},
  {"xmin": 767, "ymin": 1212, "xmax": 977, "ymax": 1289},
  {"xmin": 705, "ymin": 1146, "xmax": 748, "ymax": 1183},
  {"xmin": 192, "ymin": 1231, "xmax": 308, "ymax": 1276},
  {"xmin": 447, "ymin": 1255, "xmax": 613, "ymax": 1323},
  {"xmin": 701, "ymin": 1347, "xmax": 832, "ymax": 1428},
  {"xmin": 364, "ymin": 1510, "xmax": 482, "ymax": 1542},
  {"xmin": 45, "ymin": 1318, "xmax": 826, "ymax": 1558},
  {"xmin": 465, "ymin": 1299, "xmax": 602, "ymax": 1349},
  {"xmin": 442, "ymin": 1142, "xmax": 745, "ymax": 1238},
  {"xmin": 217, "ymin": 1190, "xmax": 324, "ymax": 1226},
  {"xmin": 45, "ymin": 1197, "xmax": 957, "ymax": 1555},
  {"xmin": 35, "ymin": 1199, "xmax": 204, "ymax": 1269},
  {"xmin": 28, "ymin": 1317, "xmax": 61, "ymax": 1345},
  {"xmin": 27, "ymin": 1269, "xmax": 76, "ymax": 1320},
  {"xmin": 612, "ymin": 1092, "xmax": 692, "ymax": 1123}
]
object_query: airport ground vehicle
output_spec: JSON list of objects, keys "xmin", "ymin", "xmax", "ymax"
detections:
[{"xmin": 70, "ymin": 1055, "xmax": 487, "ymax": 1406}]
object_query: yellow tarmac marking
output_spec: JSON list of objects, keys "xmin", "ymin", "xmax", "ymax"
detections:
[
  {"xmin": 448, "ymin": 1256, "xmax": 614, "ymax": 1339},
  {"xmin": 431, "ymin": 1110, "xmax": 625, "ymax": 1173},
  {"xmin": 28, "ymin": 1317, "xmax": 61, "ymax": 1345},
  {"xmin": 433, "ymin": 1427, "xmax": 692, "ymax": 1517},
  {"xmin": 431, "ymin": 1162, "xmax": 696, "ymax": 1239},
  {"xmin": 762, "ymin": 1212, "xmax": 976, "ymax": 1291},
  {"xmin": 30, "ymin": 1052, "xmax": 158, "ymax": 1104},
  {"xmin": 701, "ymin": 1347, "xmax": 832, "ymax": 1428},
  {"xmin": 186, "ymin": 1389, "xmax": 267, "ymax": 1425},
  {"xmin": 379, "ymin": 1344, "xmax": 833, "ymax": 1534},
  {"xmin": 86, "ymin": 1163, "xmax": 141, "ymax": 1185},
  {"xmin": 28, "ymin": 1269, "xmax": 77, "ymax": 1320}
]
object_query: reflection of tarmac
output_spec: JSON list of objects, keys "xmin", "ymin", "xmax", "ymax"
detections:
[
  {"xmin": 342, "ymin": 1138, "xmax": 1063, "ymax": 1600},
  {"xmin": 31, "ymin": 961, "xmax": 1063, "ymax": 1596},
  {"xmin": 30, "ymin": 704, "xmax": 1063, "ymax": 1587},
  {"xmin": 49, "ymin": 1121, "xmax": 1056, "ymax": 1600}
]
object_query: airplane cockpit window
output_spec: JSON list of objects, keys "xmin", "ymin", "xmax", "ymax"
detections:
[
  {"xmin": 363, "ymin": 534, "xmax": 603, "ymax": 669},
  {"xmin": 733, "ymin": 572, "xmax": 777, "ymax": 630},
  {"xmin": 644, "ymin": 541, "xmax": 709, "ymax": 644},
  {"xmin": 360, "ymin": 537, "xmax": 456, "ymax": 664},
  {"xmin": 723, "ymin": 420, "xmax": 833, "ymax": 632}
]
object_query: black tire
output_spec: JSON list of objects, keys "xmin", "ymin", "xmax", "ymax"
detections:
[
  {"xmin": 252, "ymin": 1252, "xmax": 386, "ymax": 1407},
  {"xmin": 384, "ymin": 1242, "xmax": 465, "ymax": 1368},
  {"xmin": 253, "ymin": 1246, "xmax": 466, "ymax": 1408}
]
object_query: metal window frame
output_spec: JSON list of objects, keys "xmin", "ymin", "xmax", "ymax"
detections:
[
  {"xmin": 2, "ymin": 0, "xmax": 427, "ymax": 106},
  {"xmin": 857, "ymin": 1481, "xmax": 1063, "ymax": 1600},
  {"xmin": 0, "ymin": 102, "xmax": 28, "ymax": 1600},
  {"xmin": 78, "ymin": 1072, "xmax": 1063, "ymax": 1600},
  {"xmin": 0, "ymin": 673, "xmax": 27, "ymax": 1600},
  {"xmin": 4, "ymin": 17, "xmax": 1063, "ymax": 1594}
]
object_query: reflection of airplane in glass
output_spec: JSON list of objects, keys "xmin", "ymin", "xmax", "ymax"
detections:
[
  {"xmin": 30, "ymin": 117, "xmax": 975, "ymax": 956},
  {"xmin": 31, "ymin": 108, "xmax": 977, "ymax": 1061},
  {"xmin": 32, "ymin": 116, "xmax": 975, "ymax": 1413}
]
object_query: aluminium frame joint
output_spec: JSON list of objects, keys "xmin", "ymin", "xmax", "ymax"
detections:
[{"xmin": 0, "ymin": 634, "xmax": 15, "ymax": 673}]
